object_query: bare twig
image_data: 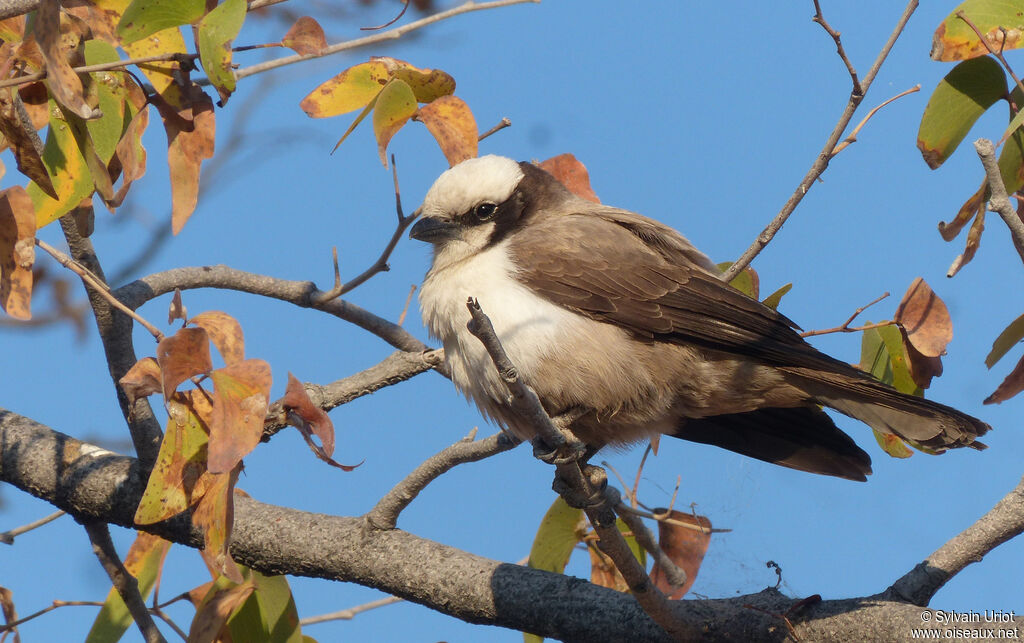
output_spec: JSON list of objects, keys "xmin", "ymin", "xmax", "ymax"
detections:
[
  {"xmin": 617, "ymin": 503, "xmax": 732, "ymax": 534},
  {"xmin": 83, "ymin": 522, "xmax": 167, "ymax": 643},
  {"xmin": 361, "ymin": 0, "xmax": 409, "ymax": 31},
  {"xmin": 0, "ymin": 511, "xmax": 64, "ymax": 545},
  {"xmin": 974, "ymin": 138, "xmax": 1024, "ymax": 265},
  {"xmin": 301, "ymin": 596, "xmax": 403, "ymax": 625},
  {"xmin": 397, "ymin": 284, "xmax": 417, "ymax": 326},
  {"xmin": 830, "ymin": 85, "xmax": 921, "ymax": 157},
  {"xmin": 632, "ymin": 443, "xmax": 653, "ymax": 509},
  {"xmin": 889, "ymin": 474, "xmax": 1024, "ymax": 606},
  {"xmin": 955, "ymin": 11, "xmax": 1024, "ymax": 101},
  {"xmin": 0, "ymin": 600, "xmax": 104, "ymax": 633},
  {"xmin": 722, "ymin": 0, "xmax": 919, "ymax": 282},
  {"xmin": 478, "ymin": 117, "xmax": 512, "ymax": 142},
  {"xmin": 797, "ymin": 291, "xmax": 893, "ymax": 337},
  {"xmin": 235, "ymin": 0, "xmax": 540, "ymax": 82},
  {"xmin": 812, "ymin": 0, "xmax": 861, "ymax": 94},
  {"xmin": 36, "ymin": 240, "xmax": 164, "ymax": 341},
  {"xmin": 614, "ymin": 501, "xmax": 688, "ymax": 590},
  {"xmin": 365, "ymin": 429, "xmax": 519, "ymax": 530}
]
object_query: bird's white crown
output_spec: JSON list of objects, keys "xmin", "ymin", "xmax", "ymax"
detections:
[{"xmin": 421, "ymin": 155, "xmax": 524, "ymax": 217}]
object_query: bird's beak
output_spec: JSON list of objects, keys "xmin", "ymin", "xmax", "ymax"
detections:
[{"xmin": 409, "ymin": 213, "xmax": 460, "ymax": 244}]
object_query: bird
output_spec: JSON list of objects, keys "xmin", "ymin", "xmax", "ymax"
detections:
[{"xmin": 408, "ymin": 155, "xmax": 990, "ymax": 481}]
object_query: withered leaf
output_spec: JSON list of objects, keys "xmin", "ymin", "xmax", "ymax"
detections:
[
  {"xmin": 281, "ymin": 16, "xmax": 326, "ymax": 55},
  {"xmin": 873, "ymin": 429, "xmax": 914, "ymax": 459},
  {"xmin": 415, "ymin": 95, "xmax": 477, "ymax": 167},
  {"xmin": 0, "ymin": 88, "xmax": 54, "ymax": 198},
  {"xmin": 281, "ymin": 372, "xmax": 334, "ymax": 457},
  {"xmin": 155, "ymin": 84, "xmax": 215, "ymax": 234},
  {"xmin": 207, "ymin": 360, "xmax": 272, "ymax": 474},
  {"xmin": 939, "ymin": 183, "xmax": 984, "ymax": 241},
  {"xmin": 895, "ymin": 277, "xmax": 952, "ymax": 357},
  {"xmin": 36, "ymin": 0, "xmax": 95, "ymax": 120},
  {"xmin": 190, "ymin": 311, "xmax": 245, "ymax": 366},
  {"xmin": 188, "ymin": 573, "xmax": 253, "ymax": 642},
  {"xmin": 156, "ymin": 326, "xmax": 212, "ymax": 400},
  {"xmin": 192, "ymin": 464, "xmax": 244, "ymax": 583},
  {"xmin": 650, "ymin": 510, "xmax": 711, "ymax": 599},
  {"xmin": 903, "ymin": 334, "xmax": 944, "ymax": 390},
  {"xmin": 987, "ymin": 312, "xmax": 1024, "ymax": 368},
  {"xmin": 0, "ymin": 186, "xmax": 36, "ymax": 319},
  {"xmin": 985, "ymin": 352, "xmax": 1024, "ymax": 404},
  {"xmin": 539, "ymin": 153, "xmax": 600, "ymax": 203},
  {"xmin": 119, "ymin": 356, "xmax": 162, "ymax": 407},
  {"xmin": 947, "ymin": 208, "xmax": 984, "ymax": 277},
  {"xmin": 588, "ymin": 541, "xmax": 628, "ymax": 592},
  {"xmin": 108, "ymin": 107, "xmax": 149, "ymax": 208},
  {"xmin": 168, "ymin": 288, "xmax": 187, "ymax": 324}
]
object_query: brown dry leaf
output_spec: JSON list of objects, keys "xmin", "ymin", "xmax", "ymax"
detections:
[
  {"xmin": 168, "ymin": 287, "xmax": 187, "ymax": 324},
  {"xmin": 187, "ymin": 580, "xmax": 216, "ymax": 605},
  {"xmin": 0, "ymin": 586, "xmax": 17, "ymax": 641},
  {"xmin": 156, "ymin": 326, "xmax": 212, "ymax": 400},
  {"xmin": 191, "ymin": 311, "xmax": 245, "ymax": 366},
  {"xmin": 985, "ymin": 352, "xmax": 1024, "ymax": 404},
  {"xmin": 154, "ymin": 84, "xmax": 215, "ymax": 234},
  {"xmin": 539, "ymin": 154, "xmax": 600, "ymax": 203},
  {"xmin": 0, "ymin": 186, "xmax": 36, "ymax": 320},
  {"xmin": 650, "ymin": 510, "xmax": 711, "ymax": 599},
  {"xmin": 280, "ymin": 372, "xmax": 334, "ymax": 457},
  {"xmin": 588, "ymin": 542, "xmax": 628, "ymax": 592},
  {"xmin": 939, "ymin": 183, "xmax": 984, "ymax": 241},
  {"xmin": 207, "ymin": 359, "xmax": 272, "ymax": 474},
  {"xmin": 947, "ymin": 208, "xmax": 985, "ymax": 277},
  {"xmin": 0, "ymin": 14, "xmax": 25, "ymax": 41},
  {"xmin": 36, "ymin": 0, "xmax": 94, "ymax": 120},
  {"xmin": 18, "ymin": 83, "xmax": 51, "ymax": 131},
  {"xmin": 108, "ymin": 107, "xmax": 149, "ymax": 208},
  {"xmin": 895, "ymin": 277, "xmax": 952, "ymax": 357},
  {"xmin": 414, "ymin": 95, "xmax": 477, "ymax": 167},
  {"xmin": 903, "ymin": 335, "xmax": 944, "ymax": 390},
  {"xmin": 188, "ymin": 573, "xmax": 253, "ymax": 642},
  {"xmin": 192, "ymin": 464, "xmax": 244, "ymax": 583},
  {"xmin": 120, "ymin": 356, "xmax": 163, "ymax": 406},
  {"xmin": 281, "ymin": 16, "xmax": 326, "ymax": 55},
  {"xmin": 0, "ymin": 88, "xmax": 55, "ymax": 198}
]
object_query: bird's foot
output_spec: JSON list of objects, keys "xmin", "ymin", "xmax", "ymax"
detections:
[
  {"xmin": 553, "ymin": 464, "xmax": 607, "ymax": 508},
  {"xmin": 531, "ymin": 435, "xmax": 587, "ymax": 465}
]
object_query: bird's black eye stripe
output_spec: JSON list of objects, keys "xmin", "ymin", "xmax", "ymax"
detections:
[{"xmin": 473, "ymin": 202, "xmax": 498, "ymax": 221}]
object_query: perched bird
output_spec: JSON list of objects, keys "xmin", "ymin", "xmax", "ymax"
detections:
[{"xmin": 409, "ymin": 155, "xmax": 989, "ymax": 481}]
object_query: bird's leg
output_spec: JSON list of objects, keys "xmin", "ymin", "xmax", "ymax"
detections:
[
  {"xmin": 553, "ymin": 463, "xmax": 608, "ymax": 509},
  {"xmin": 531, "ymin": 406, "xmax": 590, "ymax": 465}
]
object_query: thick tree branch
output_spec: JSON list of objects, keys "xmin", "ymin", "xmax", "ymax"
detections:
[
  {"xmin": 888, "ymin": 474, "xmax": 1024, "ymax": 606},
  {"xmin": 722, "ymin": 0, "xmax": 919, "ymax": 282},
  {"xmin": 114, "ymin": 265, "xmax": 428, "ymax": 354},
  {"xmin": 3, "ymin": 408, "xmax": 1019, "ymax": 641},
  {"xmin": 366, "ymin": 429, "xmax": 520, "ymax": 530},
  {"xmin": 974, "ymin": 138, "xmax": 1024, "ymax": 266},
  {"xmin": 57, "ymin": 214, "xmax": 163, "ymax": 467},
  {"xmin": 82, "ymin": 521, "xmax": 167, "ymax": 643}
]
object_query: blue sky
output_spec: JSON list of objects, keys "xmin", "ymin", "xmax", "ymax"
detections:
[{"xmin": 3, "ymin": 1, "xmax": 1023, "ymax": 640}]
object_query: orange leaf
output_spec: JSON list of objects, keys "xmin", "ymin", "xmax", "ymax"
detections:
[
  {"xmin": 154, "ymin": 84, "xmax": 215, "ymax": 234},
  {"xmin": 120, "ymin": 356, "xmax": 163, "ymax": 406},
  {"xmin": 36, "ymin": 0, "xmax": 95, "ymax": 119},
  {"xmin": 895, "ymin": 278, "xmax": 953, "ymax": 357},
  {"xmin": 280, "ymin": 372, "xmax": 334, "ymax": 457},
  {"xmin": 281, "ymin": 16, "xmax": 326, "ymax": 55},
  {"xmin": 415, "ymin": 95, "xmax": 478, "ymax": 167},
  {"xmin": 207, "ymin": 359, "xmax": 272, "ymax": 474},
  {"xmin": 156, "ymin": 326, "xmax": 212, "ymax": 400},
  {"xmin": 985, "ymin": 352, "xmax": 1024, "ymax": 404},
  {"xmin": 192, "ymin": 464, "xmax": 244, "ymax": 583},
  {"xmin": 539, "ymin": 153, "xmax": 600, "ymax": 203},
  {"xmin": 191, "ymin": 311, "xmax": 245, "ymax": 366},
  {"xmin": 168, "ymin": 288, "xmax": 187, "ymax": 324},
  {"xmin": 0, "ymin": 186, "xmax": 36, "ymax": 319},
  {"xmin": 108, "ymin": 107, "xmax": 149, "ymax": 208},
  {"xmin": 372, "ymin": 78, "xmax": 417, "ymax": 166},
  {"xmin": 588, "ymin": 542, "xmax": 628, "ymax": 592},
  {"xmin": 650, "ymin": 511, "xmax": 711, "ymax": 599}
]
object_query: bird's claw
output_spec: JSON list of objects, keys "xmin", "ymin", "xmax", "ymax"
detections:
[
  {"xmin": 532, "ymin": 436, "xmax": 587, "ymax": 465},
  {"xmin": 553, "ymin": 464, "xmax": 608, "ymax": 509}
]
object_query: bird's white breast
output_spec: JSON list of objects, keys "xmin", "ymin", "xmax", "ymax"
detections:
[{"xmin": 418, "ymin": 240, "xmax": 585, "ymax": 412}]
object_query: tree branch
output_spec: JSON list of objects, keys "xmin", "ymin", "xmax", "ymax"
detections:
[
  {"xmin": 0, "ymin": 510, "xmax": 64, "ymax": 545},
  {"xmin": 888, "ymin": 474, "xmax": 1024, "ymax": 606},
  {"xmin": 722, "ymin": 0, "xmax": 919, "ymax": 282},
  {"xmin": 2, "ymin": 408, "xmax": 1022, "ymax": 641},
  {"xmin": 114, "ymin": 265, "xmax": 428, "ymax": 354},
  {"xmin": 366, "ymin": 429, "xmax": 519, "ymax": 530},
  {"xmin": 82, "ymin": 521, "xmax": 167, "ymax": 643},
  {"xmin": 973, "ymin": 138, "xmax": 1024, "ymax": 266}
]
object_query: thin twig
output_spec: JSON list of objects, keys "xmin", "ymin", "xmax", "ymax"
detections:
[
  {"xmin": 478, "ymin": 117, "xmax": 512, "ymax": 142},
  {"xmin": 617, "ymin": 504, "xmax": 732, "ymax": 534},
  {"xmin": 974, "ymin": 138, "xmax": 1024, "ymax": 266},
  {"xmin": 812, "ymin": 0, "xmax": 861, "ymax": 94},
  {"xmin": 0, "ymin": 511, "xmax": 64, "ymax": 545},
  {"xmin": 235, "ymin": 0, "xmax": 541, "ymax": 82},
  {"xmin": 632, "ymin": 443, "xmax": 653, "ymax": 510},
  {"xmin": 831, "ymin": 85, "xmax": 920, "ymax": 157},
  {"xmin": 35, "ymin": 240, "xmax": 164, "ymax": 341},
  {"xmin": 365, "ymin": 430, "xmax": 519, "ymax": 530},
  {"xmin": 798, "ymin": 291, "xmax": 890, "ymax": 337},
  {"xmin": 614, "ymin": 501, "xmax": 688, "ymax": 590},
  {"xmin": 83, "ymin": 522, "xmax": 167, "ymax": 643},
  {"xmin": 956, "ymin": 11, "xmax": 1024, "ymax": 101},
  {"xmin": 301, "ymin": 596, "xmax": 404, "ymax": 625},
  {"xmin": 361, "ymin": 0, "xmax": 409, "ymax": 31},
  {"xmin": 722, "ymin": 0, "xmax": 919, "ymax": 282},
  {"xmin": 397, "ymin": 284, "xmax": 417, "ymax": 326},
  {"xmin": 150, "ymin": 607, "xmax": 187, "ymax": 642},
  {"xmin": 0, "ymin": 600, "xmax": 105, "ymax": 632}
]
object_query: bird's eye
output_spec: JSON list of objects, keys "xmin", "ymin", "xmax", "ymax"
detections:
[{"xmin": 473, "ymin": 202, "xmax": 498, "ymax": 221}]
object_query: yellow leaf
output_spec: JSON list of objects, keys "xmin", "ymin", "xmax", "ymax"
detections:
[
  {"xmin": 300, "ymin": 61, "xmax": 391, "ymax": 118},
  {"xmin": 372, "ymin": 78, "xmax": 417, "ymax": 167},
  {"xmin": 28, "ymin": 100, "xmax": 94, "ymax": 228}
]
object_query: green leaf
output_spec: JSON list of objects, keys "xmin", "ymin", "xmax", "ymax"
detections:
[
  {"xmin": 872, "ymin": 429, "xmax": 914, "ymax": 459},
  {"xmin": 330, "ymin": 95, "xmax": 377, "ymax": 154},
  {"xmin": 117, "ymin": 0, "xmax": 206, "ymax": 44},
  {"xmin": 762, "ymin": 283, "xmax": 792, "ymax": 311},
  {"xmin": 196, "ymin": 0, "xmax": 247, "ymax": 104},
  {"xmin": 877, "ymin": 324, "xmax": 921, "ymax": 396},
  {"xmin": 27, "ymin": 100, "xmax": 95, "ymax": 228},
  {"xmin": 372, "ymin": 78, "xmax": 418, "ymax": 166},
  {"xmin": 932, "ymin": 0, "xmax": 1024, "ymax": 62},
  {"xmin": 716, "ymin": 261, "xmax": 759, "ymax": 299},
  {"xmin": 987, "ymin": 312, "xmax": 1024, "ymax": 367},
  {"xmin": 998, "ymin": 87, "xmax": 1024, "ymax": 194},
  {"xmin": 83, "ymin": 40, "xmax": 126, "ymax": 164},
  {"xmin": 86, "ymin": 533, "xmax": 171, "ymax": 643},
  {"xmin": 528, "ymin": 497, "xmax": 583, "ymax": 574},
  {"xmin": 860, "ymin": 326, "xmax": 894, "ymax": 385},
  {"xmin": 227, "ymin": 571, "xmax": 303, "ymax": 643},
  {"xmin": 917, "ymin": 56, "xmax": 1006, "ymax": 169},
  {"xmin": 616, "ymin": 517, "xmax": 646, "ymax": 569}
]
